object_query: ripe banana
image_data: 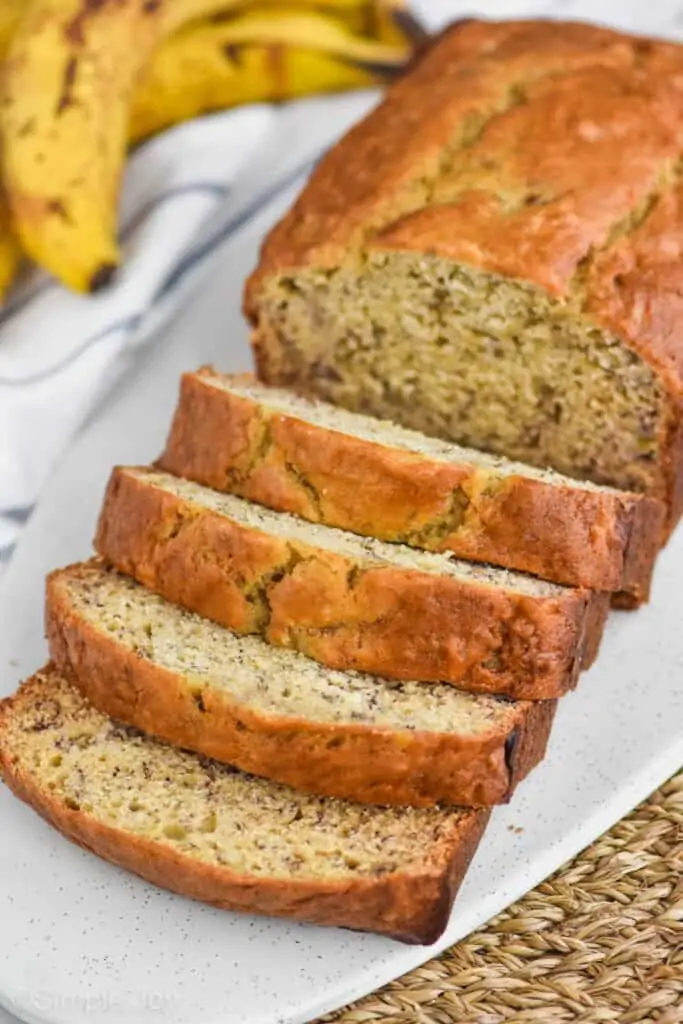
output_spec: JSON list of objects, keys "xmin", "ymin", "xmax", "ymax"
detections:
[
  {"xmin": 130, "ymin": 5, "xmax": 420, "ymax": 143},
  {"xmin": 0, "ymin": 0, "xmax": 259, "ymax": 294},
  {"xmin": 163, "ymin": 8, "xmax": 412, "ymax": 70},
  {"xmin": 132, "ymin": 41, "xmax": 385, "ymax": 144}
]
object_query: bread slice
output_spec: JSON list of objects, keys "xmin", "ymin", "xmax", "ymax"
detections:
[
  {"xmin": 95, "ymin": 467, "xmax": 609, "ymax": 699},
  {"xmin": 47, "ymin": 562, "xmax": 555, "ymax": 807},
  {"xmin": 0, "ymin": 668, "xmax": 489, "ymax": 943},
  {"xmin": 160, "ymin": 369, "xmax": 664, "ymax": 601}
]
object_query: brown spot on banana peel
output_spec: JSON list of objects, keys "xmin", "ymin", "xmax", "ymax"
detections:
[
  {"xmin": 47, "ymin": 198, "xmax": 69, "ymax": 220},
  {"xmin": 89, "ymin": 261, "xmax": 117, "ymax": 292},
  {"xmin": 390, "ymin": 8, "xmax": 431, "ymax": 49},
  {"xmin": 56, "ymin": 56, "xmax": 78, "ymax": 116},
  {"xmin": 65, "ymin": 0, "xmax": 129, "ymax": 46},
  {"xmin": 223, "ymin": 43, "xmax": 243, "ymax": 67},
  {"xmin": 17, "ymin": 118, "xmax": 36, "ymax": 138},
  {"xmin": 360, "ymin": 2, "xmax": 379, "ymax": 40},
  {"xmin": 265, "ymin": 44, "xmax": 286, "ymax": 101},
  {"xmin": 8, "ymin": 192, "xmax": 69, "ymax": 233}
]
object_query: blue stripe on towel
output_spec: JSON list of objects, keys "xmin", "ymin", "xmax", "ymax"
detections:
[
  {"xmin": 152, "ymin": 157, "xmax": 316, "ymax": 302},
  {"xmin": 0, "ymin": 506, "xmax": 33, "ymax": 522},
  {"xmin": 0, "ymin": 183, "xmax": 230, "ymax": 332},
  {"xmin": 0, "ymin": 316, "xmax": 141, "ymax": 387}
]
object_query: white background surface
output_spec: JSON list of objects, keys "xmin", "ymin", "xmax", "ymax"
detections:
[{"xmin": 2, "ymin": 2, "xmax": 683, "ymax": 1023}]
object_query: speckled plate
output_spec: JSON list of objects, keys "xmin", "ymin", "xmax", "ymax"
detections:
[{"xmin": 1, "ymin": 182, "xmax": 682, "ymax": 1024}]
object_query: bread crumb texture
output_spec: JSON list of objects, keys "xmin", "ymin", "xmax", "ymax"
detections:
[
  {"xmin": 1, "ymin": 671, "xmax": 471, "ymax": 880},
  {"xmin": 56, "ymin": 561, "xmax": 517, "ymax": 734},
  {"xmin": 210, "ymin": 372, "xmax": 620, "ymax": 494},
  {"xmin": 135, "ymin": 467, "xmax": 564, "ymax": 596}
]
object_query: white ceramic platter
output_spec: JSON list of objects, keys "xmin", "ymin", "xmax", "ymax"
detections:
[{"xmin": 0, "ymin": 179, "xmax": 682, "ymax": 1024}]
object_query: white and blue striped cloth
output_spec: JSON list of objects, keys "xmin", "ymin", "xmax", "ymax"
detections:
[
  {"xmin": 1, "ymin": 0, "xmax": 678, "ymax": 573},
  {"xmin": 0, "ymin": 94, "xmax": 380, "ymax": 569}
]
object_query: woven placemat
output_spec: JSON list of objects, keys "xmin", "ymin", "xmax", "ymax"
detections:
[{"xmin": 321, "ymin": 771, "xmax": 683, "ymax": 1024}]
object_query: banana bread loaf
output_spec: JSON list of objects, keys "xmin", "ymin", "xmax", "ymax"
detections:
[
  {"xmin": 160, "ymin": 368, "xmax": 664, "ymax": 599},
  {"xmin": 95, "ymin": 468, "xmax": 609, "ymax": 698},
  {"xmin": 0, "ymin": 668, "xmax": 488, "ymax": 943},
  {"xmin": 244, "ymin": 19, "xmax": 683, "ymax": 533},
  {"xmin": 46, "ymin": 562, "xmax": 555, "ymax": 807}
]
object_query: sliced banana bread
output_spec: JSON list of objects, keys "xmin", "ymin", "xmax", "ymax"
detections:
[
  {"xmin": 95, "ymin": 468, "xmax": 609, "ymax": 698},
  {"xmin": 47, "ymin": 562, "xmax": 555, "ymax": 806},
  {"xmin": 160, "ymin": 368, "xmax": 664, "ymax": 599},
  {"xmin": 244, "ymin": 19, "xmax": 683, "ymax": 532},
  {"xmin": 0, "ymin": 669, "xmax": 489, "ymax": 943}
]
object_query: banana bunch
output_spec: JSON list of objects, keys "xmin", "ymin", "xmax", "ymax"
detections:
[
  {"xmin": 0, "ymin": 0, "xmax": 424, "ymax": 298},
  {"xmin": 130, "ymin": 6, "xmax": 425, "ymax": 142}
]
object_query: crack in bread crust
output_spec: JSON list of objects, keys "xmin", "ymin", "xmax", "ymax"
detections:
[
  {"xmin": 159, "ymin": 371, "xmax": 663, "ymax": 599},
  {"xmin": 244, "ymin": 19, "xmax": 661, "ymax": 288},
  {"xmin": 95, "ymin": 467, "xmax": 609, "ymax": 698}
]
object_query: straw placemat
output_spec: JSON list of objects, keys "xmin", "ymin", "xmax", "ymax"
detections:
[{"xmin": 321, "ymin": 771, "xmax": 683, "ymax": 1024}]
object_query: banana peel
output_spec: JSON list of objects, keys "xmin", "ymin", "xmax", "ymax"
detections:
[
  {"xmin": 0, "ymin": 0, "xmax": 255, "ymax": 294},
  {"xmin": 131, "ymin": 39, "xmax": 395, "ymax": 143},
  {"xmin": 203, "ymin": 3, "xmax": 428, "ymax": 73},
  {"xmin": 0, "ymin": 0, "xmax": 28, "ymax": 302},
  {"xmin": 131, "ymin": 4, "xmax": 421, "ymax": 143},
  {"xmin": 206, "ymin": 0, "xmax": 425, "ymax": 39},
  {"xmin": 167, "ymin": 9, "xmax": 413, "ymax": 68},
  {"xmin": 336, "ymin": 1, "xmax": 429, "ymax": 49}
]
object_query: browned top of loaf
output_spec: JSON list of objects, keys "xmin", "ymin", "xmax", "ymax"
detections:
[{"xmin": 245, "ymin": 19, "xmax": 683, "ymax": 396}]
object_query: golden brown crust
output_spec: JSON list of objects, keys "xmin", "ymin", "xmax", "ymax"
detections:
[
  {"xmin": 45, "ymin": 568, "xmax": 556, "ymax": 807},
  {"xmin": 94, "ymin": 469, "xmax": 608, "ymax": 699},
  {"xmin": 160, "ymin": 370, "xmax": 664, "ymax": 599},
  {"xmin": 0, "ymin": 672, "xmax": 489, "ymax": 944},
  {"xmin": 663, "ymin": 402, "xmax": 683, "ymax": 533},
  {"xmin": 579, "ymin": 590, "xmax": 610, "ymax": 670},
  {"xmin": 243, "ymin": 19, "xmax": 683, "ymax": 528},
  {"xmin": 244, "ymin": 19, "xmax": 655, "ymax": 302}
]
